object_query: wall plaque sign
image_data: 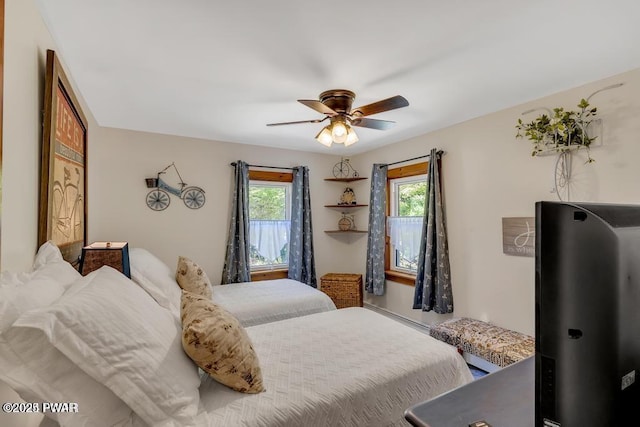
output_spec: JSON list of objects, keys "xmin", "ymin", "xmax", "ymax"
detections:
[{"xmin": 502, "ymin": 217, "xmax": 535, "ymax": 257}]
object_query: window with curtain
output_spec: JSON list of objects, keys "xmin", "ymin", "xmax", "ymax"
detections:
[
  {"xmin": 388, "ymin": 174, "xmax": 427, "ymax": 273},
  {"xmin": 248, "ymin": 171, "xmax": 293, "ymax": 273},
  {"xmin": 385, "ymin": 162, "xmax": 428, "ymax": 284}
]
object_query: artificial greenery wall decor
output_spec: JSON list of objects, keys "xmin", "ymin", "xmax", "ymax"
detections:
[{"xmin": 515, "ymin": 99, "xmax": 597, "ymax": 163}]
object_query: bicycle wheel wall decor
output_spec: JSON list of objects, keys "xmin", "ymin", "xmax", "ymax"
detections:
[
  {"xmin": 146, "ymin": 190, "xmax": 171, "ymax": 211},
  {"xmin": 182, "ymin": 187, "xmax": 206, "ymax": 209},
  {"xmin": 552, "ymin": 150, "xmax": 594, "ymax": 202}
]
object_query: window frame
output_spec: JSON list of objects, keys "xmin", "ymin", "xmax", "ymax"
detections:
[
  {"xmin": 384, "ymin": 161, "xmax": 428, "ymax": 286},
  {"xmin": 248, "ymin": 170, "xmax": 293, "ymax": 281},
  {"xmin": 388, "ymin": 173, "xmax": 427, "ymax": 274}
]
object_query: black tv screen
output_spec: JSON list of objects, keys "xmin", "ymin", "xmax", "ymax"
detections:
[{"xmin": 535, "ymin": 201, "xmax": 640, "ymax": 426}]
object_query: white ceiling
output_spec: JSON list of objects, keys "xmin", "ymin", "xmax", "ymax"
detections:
[{"xmin": 36, "ymin": 0, "xmax": 640, "ymax": 155}]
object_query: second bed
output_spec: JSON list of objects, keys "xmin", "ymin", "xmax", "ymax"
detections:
[{"xmin": 129, "ymin": 248, "xmax": 336, "ymax": 325}]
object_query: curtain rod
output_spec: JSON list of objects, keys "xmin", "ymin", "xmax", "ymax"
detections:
[
  {"xmin": 229, "ymin": 162, "xmax": 297, "ymax": 171},
  {"xmin": 383, "ymin": 150, "xmax": 445, "ymax": 167}
]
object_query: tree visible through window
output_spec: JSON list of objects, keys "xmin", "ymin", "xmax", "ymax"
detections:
[
  {"xmin": 249, "ymin": 185, "xmax": 286, "ymax": 220},
  {"xmin": 249, "ymin": 182, "xmax": 291, "ymax": 269},
  {"xmin": 398, "ymin": 180, "xmax": 427, "ymax": 217}
]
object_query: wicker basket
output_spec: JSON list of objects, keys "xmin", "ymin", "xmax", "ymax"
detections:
[
  {"xmin": 145, "ymin": 178, "xmax": 158, "ymax": 188},
  {"xmin": 320, "ymin": 273, "xmax": 363, "ymax": 309}
]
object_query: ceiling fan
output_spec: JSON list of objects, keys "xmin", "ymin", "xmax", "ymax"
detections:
[{"xmin": 267, "ymin": 89, "xmax": 409, "ymax": 147}]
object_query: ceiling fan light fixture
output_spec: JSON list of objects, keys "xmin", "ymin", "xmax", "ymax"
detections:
[
  {"xmin": 344, "ymin": 126, "xmax": 359, "ymax": 146},
  {"xmin": 268, "ymin": 90, "xmax": 409, "ymax": 148},
  {"xmin": 331, "ymin": 119, "xmax": 348, "ymax": 144},
  {"xmin": 315, "ymin": 127, "xmax": 333, "ymax": 147}
]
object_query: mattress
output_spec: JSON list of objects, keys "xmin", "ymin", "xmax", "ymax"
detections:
[
  {"xmin": 192, "ymin": 308, "xmax": 473, "ymax": 427},
  {"xmin": 211, "ymin": 279, "xmax": 336, "ymax": 326}
]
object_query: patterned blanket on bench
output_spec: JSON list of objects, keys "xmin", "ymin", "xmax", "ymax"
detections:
[{"xmin": 429, "ymin": 317, "xmax": 534, "ymax": 368}]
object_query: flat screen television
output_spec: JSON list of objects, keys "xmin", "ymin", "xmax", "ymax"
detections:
[{"xmin": 536, "ymin": 201, "xmax": 640, "ymax": 426}]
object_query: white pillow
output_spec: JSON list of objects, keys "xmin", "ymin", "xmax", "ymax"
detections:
[
  {"xmin": 0, "ymin": 240, "xmax": 71, "ymax": 288},
  {"xmin": 32, "ymin": 240, "xmax": 64, "ymax": 270},
  {"xmin": 0, "ymin": 259, "xmax": 80, "ymax": 333},
  {"xmin": 129, "ymin": 247, "xmax": 182, "ymax": 316},
  {"xmin": 0, "ymin": 330, "xmax": 135, "ymax": 426},
  {"xmin": 11, "ymin": 266, "xmax": 201, "ymax": 426},
  {"xmin": 0, "ymin": 271, "xmax": 32, "ymax": 287},
  {"xmin": 0, "ymin": 244, "xmax": 131, "ymax": 425}
]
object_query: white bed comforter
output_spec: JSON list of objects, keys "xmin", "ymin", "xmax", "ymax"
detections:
[
  {"xmin": 211, "ymin": 279, "xmax": 336, "ymax": 326},
  {"xmin": 194, "ymin": 308, "xmax": 473, "ymax": 427}
]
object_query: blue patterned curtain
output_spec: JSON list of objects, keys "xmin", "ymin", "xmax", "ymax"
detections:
[
  {"xmin": 365, "ymin": 164, "xmax": 388, "ymax": 295},
  {"xmin": 413, "ymin": 149, "xmax": 453, "ymax": 313},
  {"xmin": 288, "ymin": 166, "xmax": 317, "ymax": 287},
  {"xmin": 221, "ymin": 161, "xmax": 251, "ymax": 284}
]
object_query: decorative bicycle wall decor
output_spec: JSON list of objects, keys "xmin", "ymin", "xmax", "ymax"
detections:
[
  {"xmin": 514, "ymin": 83, "xmax": 623, "ymax": 202},
  {"xmin": 332, "ymin": 157, "xmax": 359, "ymax": 178},
  {"xmin": 144, "ymin": 163, "xmax": 206, "ymax": 211}
]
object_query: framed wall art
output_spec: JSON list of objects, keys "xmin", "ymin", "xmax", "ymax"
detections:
[{"xmin": 38, "ymin": 49, "xmax": 88, "ymax": 264}]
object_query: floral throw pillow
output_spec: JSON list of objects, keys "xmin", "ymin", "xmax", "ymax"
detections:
[
  {"xmin": 175, "ymin": 256, "xmax": 213, "ymax": 299},
  {"xmin": 180, "ymin": 291, "xmax": 264, "ymax": 393}
]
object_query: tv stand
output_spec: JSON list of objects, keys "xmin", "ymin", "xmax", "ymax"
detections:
[{"xmin": 404, "ymin": 356, "xmax": 534, "ymax": 427}]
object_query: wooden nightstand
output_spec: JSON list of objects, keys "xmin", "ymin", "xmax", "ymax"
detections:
[
  {"xmin": 79, "ymin": 241, "xmax": 131, "ymax": 278},
  {"xmin": 320, "ymin": 273, "xmax": 363, "ymax": 309}
]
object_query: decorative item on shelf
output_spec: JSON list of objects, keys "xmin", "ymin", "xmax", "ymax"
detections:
[
  {"xmin": 324, "ymin": 169, "xmax": 367, "ymax": 236},
  {"xmin": 332, "ymin": 157, "xmax": 359, "ymax": 178},
  {"xmin": 144, "ymin": 162, "xmax": 206, "ymax": 211},
  {"xmin": 339, "ymin": 187, "xmax": 357, "ymax": 205},
  {"xmin": 338, "ymin": 214, "xmax": 355, "ymax": 231},
  {"xmin": 79, "ymin": 241, "xmax": 131, "ymax": 278}
]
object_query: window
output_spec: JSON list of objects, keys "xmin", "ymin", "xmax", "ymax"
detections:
[
  {"xmin": 385, "ymin": 162, "xmax": 428, "ymax": 284},
  {"xmin": 388, "ymin": 175, "xmax": 427, "ymax": 272},
  {"xmin": 248, "ymin": 171, "xmax": 293, "ymax": 276}
]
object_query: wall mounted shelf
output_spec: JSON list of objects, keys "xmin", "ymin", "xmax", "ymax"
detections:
[
  {"xmin": 324, "ymin": 174, "xmax": 368, "ymax": 236},
  {"xmin": 324, "ymin": 204, "xmax": 368, "ymax": 209},
  {"xmin": 324, "ymin": 177, "xmax": 368, "ymax": 182}
]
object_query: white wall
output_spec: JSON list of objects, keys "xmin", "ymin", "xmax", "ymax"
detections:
[
  {"xmin": 355, "ymin": 68, "xmax": 640, "ymax": 336},
  {"xmin": 1, "ymin": 0, "xmax": 97, "ymax": 271},
  {"xmin": 0, "ymin": 1, "xmax": 97, "ymax": 425},
  {"xmin": 88, "ymin": 126, "xmax": 356, "ymax": 282}
]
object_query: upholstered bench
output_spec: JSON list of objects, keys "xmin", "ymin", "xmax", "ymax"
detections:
[{"xmin": 429, "ymin": 317, "xmax": 534, "ymax": 369}]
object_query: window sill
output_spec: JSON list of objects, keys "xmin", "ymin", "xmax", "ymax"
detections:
[
  {"xmin": 251, "ymin": 269, "xmax": 288, "ymax": 282},
  {"xmin": 385, "ymin": 270, "xmax": 416, "ymax": 286}
]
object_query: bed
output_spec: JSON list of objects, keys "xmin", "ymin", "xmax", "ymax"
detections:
[
  {"xmin": 190, "ymin": 308, "xmax": 473, "ymax": 427},
  {"xmin": 211, "ymin": 278, "xmax": 336, "ymax": 326},
  {"xmin": 129, "ymin": 247, "xmax": 336, "ymax": 326},
  {"xmin": 0, "ymin": 244, "xmax": 472, "ymax": 426}
]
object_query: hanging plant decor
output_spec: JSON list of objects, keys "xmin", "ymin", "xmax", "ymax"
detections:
[{"xmin": 515, "ymin": 99, "xmax": 598, "ymax": 163}]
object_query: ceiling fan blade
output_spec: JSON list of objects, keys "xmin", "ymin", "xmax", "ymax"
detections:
[
  {"xmin": 351, "ymin": 95, "xmax": 409, "ymax": 117},
  {"xmin": 298, "ymin": 99, "xmax": 337, "ymax": 115},
  {"xmin": 350, "ymin": 117, "xmax": 396, "ymax": 130},
  {"xmin": 266, "ymin": 117, "xmax": 327, "ymax": 127}
]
